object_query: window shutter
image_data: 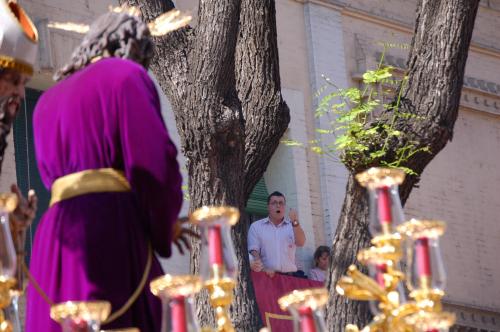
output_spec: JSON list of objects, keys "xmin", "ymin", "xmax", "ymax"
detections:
[{"xmin": 245, "ymin": 178, "xmax": 269, "ymax": 218}]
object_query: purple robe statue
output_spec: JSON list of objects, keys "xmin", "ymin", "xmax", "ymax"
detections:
[{"xmin": 26, "ymin": 58, "xmax": 183, "ymax": 332}]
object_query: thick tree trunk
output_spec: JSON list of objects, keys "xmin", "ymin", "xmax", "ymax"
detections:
[
  {"xmin": 236, "ymin": 0, "xmax": 290, "ymax": 198},
  {"xmin": 325, "ymin": 175, "xmax": 372, "ymax": 331},
  {"xmin": 326, "ymin": 1, "xmax": 479, "ymax": 330},
  {"xmin": 121, "ymin": 0, "xmax": 289, "ymax": 330}
]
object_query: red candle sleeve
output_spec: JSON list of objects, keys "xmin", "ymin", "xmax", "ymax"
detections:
[
  {"xmin": 416, "ymin": 237, "xmax": 432, "ymax": 277},
  {"xmin": 377, "ymin": 187, "xmax": 392, "ymax": 225},
  {"xmin": 171, "ymin": 296, "xmax": 188, "ymax": 332},
  {"xmin": 298, "ymin": 306, "xmax": 317, "ymax": 332},
  {"xmin": 68, "ymin": 318, "xmax": 88, "ymax": 332},
  {"xmin": 375, "ymin": 263, "xmax": 387, "ymax": 288},
  {"xmin": 208, "ymin": 225, "xmax": 223, "ymax": 266}
]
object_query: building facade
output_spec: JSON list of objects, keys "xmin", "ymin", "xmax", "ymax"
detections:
[{"xmin": 7, "ymin": 0, "xmax": 500, "ymax": 330}]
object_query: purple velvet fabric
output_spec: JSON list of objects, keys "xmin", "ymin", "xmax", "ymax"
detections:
[{"xmin": 26, "ymin": 58, "xmax": 183, "ymax": 332}]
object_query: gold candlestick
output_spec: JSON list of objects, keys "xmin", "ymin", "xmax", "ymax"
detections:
[
  {"xmin": 278, "ymin": 288, "xmax": 328, "ymax": 332},
  {"xmin": 0, "ymin": 277, "xmax": 16, "ymax": 332},
  {"xmin": 150, "ymin": 274, "xmax": 203, "ymax": 332},
  {"xmin": 0, "ymin": 193, "xmax": 19, "ymax": 332},
  {"xmin": 204, "ymin": 277, "xmax": 236, "ymax": 332},
  {"xmin": 189, "ymin": 206, "xmax": 240, "ymax": 332},
  {"xmin": 336, "ymin": 169, "xmax": 455, "ymax": 332}
]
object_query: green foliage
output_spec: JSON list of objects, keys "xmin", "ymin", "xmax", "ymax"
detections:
[
  {"xmin": 283, "ymin": 45, "xmax": 429, "ymax": 174},
  {"xmin": 182, "ymin": 184, "xmax": 190, "ymax": 201}
]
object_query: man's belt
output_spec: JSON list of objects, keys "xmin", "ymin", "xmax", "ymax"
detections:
[{"xmin": 50, "ymin": 168, "xmax": 131, "ymax": 207}]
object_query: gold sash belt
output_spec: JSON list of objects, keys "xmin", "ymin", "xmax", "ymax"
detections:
[
  {"xmin": 50, "ymin": 168, "xmax": 131, "ymax": 207},
  {"xmin": 44, "ymin": 167, "xmax": 149, "ymax": 323}
]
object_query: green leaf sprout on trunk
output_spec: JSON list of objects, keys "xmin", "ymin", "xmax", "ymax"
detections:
[{"xmin": 283, "ymin": 44, "xmax": 430, "ymax": 175}]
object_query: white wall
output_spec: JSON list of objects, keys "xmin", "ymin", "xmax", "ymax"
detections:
[{"xmin": 304, "ymin": 2, "xmax": 350, "ymax": 243}]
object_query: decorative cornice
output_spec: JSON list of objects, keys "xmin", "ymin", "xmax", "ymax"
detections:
[
  {"xmin": 444, "ymin": 301, "xmax": 500, "ymax": 331},
  {"xmin": 341, "ymin": 5, "xmax": 413, "ymax": 35},
  {"xmin": 351, "ymin": 52, "xmax": 500, "ymax": 117},
  {"xmin": 295, "ymin": 0, "xmax": 500, "ymax": 60},
  {"xmin": 373, "ymin": 51, "xmax": 500, "ymax": 97},
  {"xmin": 479, "ymin": 2, "xmax": 500, "ymax": 14}
]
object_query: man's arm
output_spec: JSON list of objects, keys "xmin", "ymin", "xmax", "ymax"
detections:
[
  {"xmin": 248, "ymin": 224, "xmax": 264, "ymax": 272},
  {"xmin": 289, "ymin": 209, "xmax": 306, "ymax": 247},
  {"xmin": 247, "ymin": 223, "xmax": 260, "ymax": 254}
]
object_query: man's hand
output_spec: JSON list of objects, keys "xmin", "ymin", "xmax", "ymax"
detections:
[
  {"xmin": 263, "ymin": 269, "xmax": 275, "ymax": 278},
  {"xmin": 9, "ymin": 184, "xmax": 37, "ymax": 233},
  {"xmin": 172, "ymin": 217, "xmax": 199, "ymax": 255},
  {"xmin": 250, "ymin": 257, "xmax": 264, "ymax": 272},
  {"xmin": 288, "ymin": 208, "xmax": 298, "ymax": 222}
]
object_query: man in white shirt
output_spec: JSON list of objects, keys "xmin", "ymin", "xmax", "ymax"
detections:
[{"xmin": 248, "ymin": 191, "xmax": 306, "ymax": 277}]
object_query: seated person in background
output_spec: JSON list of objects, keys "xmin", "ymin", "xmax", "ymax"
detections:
[
  {"xmin": 309, "ymin": 246, "xmax": 330, "ymax": 283},
  {"xmin": 248, "ymin": 191, "xmax": 306, "ymax": 278}
]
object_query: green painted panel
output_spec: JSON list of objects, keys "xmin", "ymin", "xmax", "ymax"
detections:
[{"xmin": 245, "ymin": 178, "xmax": 268, "ymax": 218}]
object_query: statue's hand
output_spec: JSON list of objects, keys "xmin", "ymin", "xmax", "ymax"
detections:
[{"xmin": 172, "ymin": 217, "xmax": 200, "ymax": 255}]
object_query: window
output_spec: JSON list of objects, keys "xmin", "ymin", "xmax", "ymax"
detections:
[{"xmin": 245, "ymin": 177, "xmax": 269, "ymax": 220}]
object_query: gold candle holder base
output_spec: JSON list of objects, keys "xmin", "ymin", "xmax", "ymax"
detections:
[
  {"xmin": 150, "ymin": 274, "xmax": 203, "ymax": 298},
  {"xmin": 404, "ymin": 310, "xmax": 456, "ymax": 331},
  {"xmin": 355, "ymin": 168, "xmax": 405, "ymax": 189},
  {"xmin": 150, "ymin": 274, "xmax": 203, "ymax": 332},
  {"xmin": 277, "ymin": 288, "xmax": 328, "ymax": 332},
  {"xmin": 0, "ymin": 278, "xmax": 15, "ymax": 309},
  {"xmin": 0, "ymin": 277, "xmax": 16, "ymax": 332},
  {"xmin": 50, "ymin": 301, "xmax": 111, "ymax": 331},
  {"xmin": 277, "ymin": 287, "xmax": 328, "ymax": 311},
  {"xmin": 0, "ymin": 194, "xmax": 18, "ymax": 213},
  {"xmin": 204, "ymin": 278, "xmax": 236, "ymax": 332}
]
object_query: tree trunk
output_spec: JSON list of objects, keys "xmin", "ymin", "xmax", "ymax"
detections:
[
  {"xmin": 325, "ymin": 174, "xmax": 372, "ymax": 331},
  {"xmin": 326, "ymin": 0, "xmax": 480, "ymax": 330},
  {"xmin": 121, "ymin": 0, "xmax": 290, "ymax": 330}
]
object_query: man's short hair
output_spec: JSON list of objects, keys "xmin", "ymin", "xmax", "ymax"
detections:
[{"xmin": 267, "ymin": 191, "xmax": 285, "ymax": 204}]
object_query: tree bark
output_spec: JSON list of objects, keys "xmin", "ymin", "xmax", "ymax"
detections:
[
  {"xmin": 236, "ymin": 0, "xmax": 290, "ymax": 198},
  {"xmin": 325, "ymin": 174, "xmax": 372, "ymax": 331},
  {"xmin": 120, "ymin": 0, "xmax": 289, "ymax": 330},
  {"xmin": 326, "ymin": 0, "xmax": 480, "ymax": 330}
]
